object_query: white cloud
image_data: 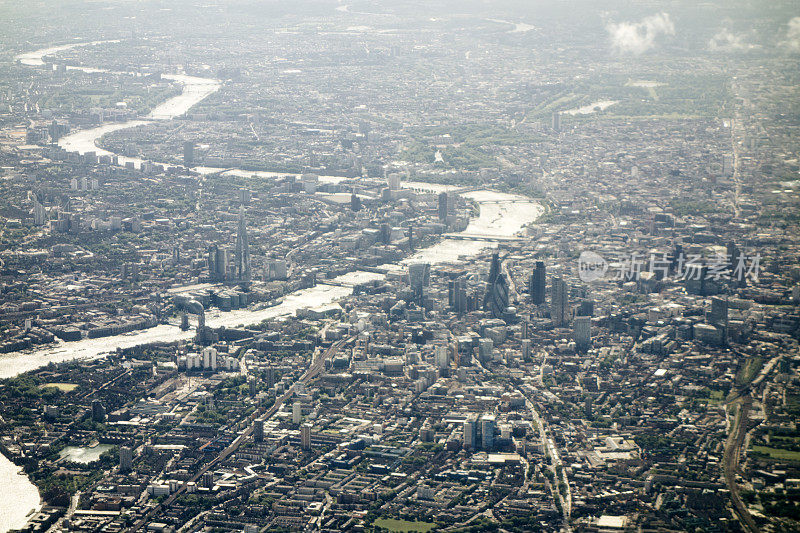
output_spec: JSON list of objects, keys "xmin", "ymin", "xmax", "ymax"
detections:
[
  {"xmin": 607, "ymin": 12, "xmax": 675, "ymax": 55},
  {"xmin": 782, "ymin": 16, "xmax": 800, "ymax": 52},
  {"xmin": 708, "ymin": 27, "xmax": 754, "ymax": 52}
]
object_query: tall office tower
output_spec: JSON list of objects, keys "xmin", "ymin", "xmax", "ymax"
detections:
[
  {"xmin": 119, "ymin": 446, "xmax": 133, "ymax": 472},
  {"xmin": 550, "ymin": 277, "xmax": 569, "ymax": 327},
  {"xmin": 453, "ymin": 278, "xmax": 468, "ymax": 314},
  {"xmin": 292, "ymin": 401, "xmax": 302, "ymax": 425},
  {"xmin": 521, "ymin": 338, "xmax": 532, "ymax": 361},
  {"xmin": 408, "ymin": 262, "xmax": 430, "ymax": 306},
  {"xmin": 92, "ymin": 400, "xmax": 106, "ymax": 423},
  {"xmin": 670, "ymin": 243, "xmax": 684, "ymax": 274},
  {"xmin": 32, "ymin": 195, "xmax": 47, "ymax": 226},
  {"xmin": 387, "ymin": 173, "xmax": 401, "ymax": 190},
  {"xmin": 301, "ymin": 423, "xmax": 312, "ymax": 450},
  {"xmin": 195, "ymin": 310, "xmax": 208, "ymax": 344},
  {"xmin": 727, "ymin": 241, "xmax": 746, "ymax": 288},
  {"xmin": 380, "ymin": 223, "xmax": 391, "ymax": 244},
  {"xmin": 483, "ymin": 253, "xmax": 509, "ymax": 319},
  {"xmin": 438, "ymin": 192, "xmax": 448, "ymax": 222},
  {"xmin": 266, "ymin": 259, "xmax": 288, "ymax": 281},
  {"xmin": 463, "ymin": 418, "xmax": 477, "ymax": 450},
  {"xmin": 350, "ymin": 191, "xmax": 361, "ymax": 212},
  {"xmin": 183, "ymin": 141, "xmax": 194, "ymax": 166},
  {"xmin": 708, "ymin": 296, "xmax": 729, "ymax": 346},
  {"xmin": 216, "ymin": 246, "xmax": 229, "ymax": 282},
  {"xmin": 478, "ymin": 338, "xmax": 494, "ymax": 364},
  {"xmin": 265, "ymin": 367, "xmax": 275, "ymax": 389},
  {"xmin": 577, "ymin": 299, "xmax": 594, "ymax": 317},
  {"xmin": 530, "ymin": 261, "xmax": 546, "ymax": 305},
  {"xmin": 435, "ymin": 345, "xmax": 449, "ymax": 370},
  {"xmin": 234, "ymin": 206, "xmax": 251, "ymax": 284},
  {"xmin": 551, "ymin": 111, "xmax": 561, "ymax": 132},
  {"xmin": 207, "ymin": 244, "xmax": 222, "ymax": 282},
  {"xmin": 253, "ymin": 419, "xmax": 264, "ymax": 442},
  {"xmin": 685, "ymin": 264, "xmax": 710, "ymax": 295},
  {"xmin": 480, "ymin": 415, "xmax": 496, "ymax": 450},
  {"xmin": 574, "ymin": 316, "xmax": 591, "ymax": 352},
  {"xmin": 722, "ymin": 154, "xmax": 733, "ymax": 175}
]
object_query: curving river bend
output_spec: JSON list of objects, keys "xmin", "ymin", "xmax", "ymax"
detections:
[{"xmin": 2, "ymin": 41, "xmax": 542, "ymax": 531}]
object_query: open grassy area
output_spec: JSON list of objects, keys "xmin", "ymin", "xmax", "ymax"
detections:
[
  {"xmin": 373, "ymin": 518, "xmax": 436, "ymax": 533},
  {"xmin": 40, "ymin": 383, "xmax": 79, "ymax": 392},
  {"xmin": 736, "ymin": 357, "xmax": 765, "ymax": 387},
  {"xmin": 751, "ymin": 446, "xmax": 800, "ymax": 462}
]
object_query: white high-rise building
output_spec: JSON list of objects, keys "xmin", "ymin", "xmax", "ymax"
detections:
[
  {"xmin": 434, "ymin": 345, "xmax": 448, "ymax": 370},
  {"xmin": 463, "ymin": 418, "xmax": 477, "ymax": 450},
  {"xmin": 202, "ymin": 347, "xmax": 217, "ymax": 370},
  {"xmin": 119, "ymin": 446, "xmax": 133, "ymax": 472},
  {"xmin": 292, "ymin": 401, "xmax": 302, "ymax": 425}
]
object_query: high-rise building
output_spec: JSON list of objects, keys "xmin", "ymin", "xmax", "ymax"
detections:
[
  {"xmin": 380, "ymin": 223, "xmax": 391, "ymax": 244},
  {"xmin": 350, "ymin": 192, "xmax": 361, "ymax": 212},
  {"xmin": 463, "ymin": 418, "xmax": 477, "ymax": 450},
  {"xmin": 208, "ymin": 244, "xmax": 229, "ymax": 283},
  {"xmin": 550, "ymin": 277, "xmax": 569, "ymax": 327},
  {"xmin": 387, "ymin": 173, "xmax": 401, "ymax": 190},
  {"xmin": 530, "ymin": 261, "xmax": 546, "ymax": 305},
  {"xmin": 552, "ymin": 111, "xmax": 561, "ymax": 132},
  {"xmin": 708, "ymin": 296, "xmax": 729, "ymax": 346},
  {"xmin": 483, "ymin": 253, "xmax": 509, "ymax": 319},
  {"xmin": 521, "ymin": 338, "xmax": 532, "ymax": 361},
  {"xmin": 292, "ymin": 401, "xmax": 302, "ymax": 425},
  {"xmin": 32, "ymin": 195, "xmax": 47, "ymax": 226},
  {"xmin": 183, "ymin": 141, "xmax": 194, "ymax": 166},
  {"xmin": 408, "ymin": 263, "xmax": 430, "ymax": 306},
  {"xmin": 478, "ymin": 338, "xmax": 494, "ymax": 364},
  {"xmin": 266, "ymin": 259, "xmax": 288, "ymax": 281},
  {"xmin": 481, "ymin": 415, "xmax": 495, "ymax": 450},
  {"xmin": 438, "ymin": 192, "xmax": 449, "ymax": 222},
  {"xmin": 434, "ymin": 345, "xmax": 449, "ymax": 370},
  {"xmin": 722, "ymin": 154, "xmax": 733, "ymax": 175},
  {"xmin": 254, "ymin": 419, "xmax": 264, "ymax": 442},
  {"xmin": 450, "ymin": 278, "xmax": 468, "ymax": 314},
  {"xmin": 119, "ymin": 446, "xmax": 133, "ymax": 472},
  {"xmin": 301, "ymin": 423, "xmax": 312, "ymax": 450},
  {"xmin": 234, "ymin": 206, "xmax": 251, "ymax": 285},
  {"xmin": 727, "ymin": 241, "xmax": 746, "ymax": 288},
  {"xmin": 574, "ymin": 316, "xmax": 591, "ymax": 352},
  {"xmin": 708, "ymin": 296, "xmax": 728, "ymax": 327},
  {"xmin": 92, "ymin": 400, "xmax": 106, "ymax": 423}
]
